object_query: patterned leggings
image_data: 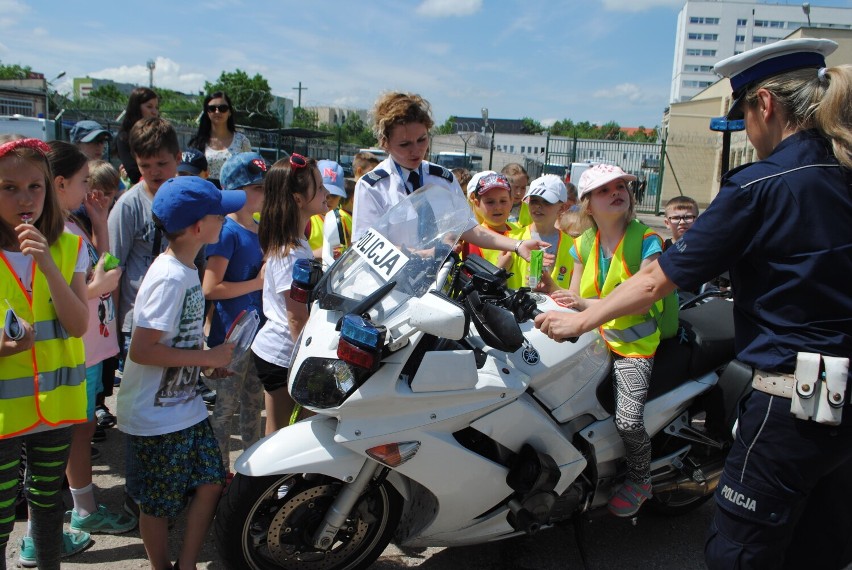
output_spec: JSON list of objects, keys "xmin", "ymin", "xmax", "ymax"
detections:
[
  {"xmin": 0, "ymin": 426, "xmax": 73, "ymax": 570},
  {"xmin": 612, "ymin": 356, "xmax": 653, "ymax": 485}
]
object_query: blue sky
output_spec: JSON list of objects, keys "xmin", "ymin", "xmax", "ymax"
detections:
[{"xmin": 3, "ymin": 0, "xmax": 851, "ymax": 128}]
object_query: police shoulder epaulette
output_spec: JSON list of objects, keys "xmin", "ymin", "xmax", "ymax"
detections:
[
  {"xmin": 363, "ymin": 168, "xmax": 390, "ymax": 187},
  {"xmin": 427, "ymin": 163, "xmax": 453, "ymax": 182}
]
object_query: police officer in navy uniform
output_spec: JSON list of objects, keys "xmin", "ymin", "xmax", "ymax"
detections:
[
  {"xmin": 352, "ymin": 92, "xmax": 550, "ymax": 259},
  {"xmin": 534, "ymin": 38, "xmax": 852, "ymax": 568}
]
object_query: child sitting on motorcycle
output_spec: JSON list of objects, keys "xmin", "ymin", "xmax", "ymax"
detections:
[{"xmin": 551, "ymin": 163, "xmax": 664, "ymax": 517}]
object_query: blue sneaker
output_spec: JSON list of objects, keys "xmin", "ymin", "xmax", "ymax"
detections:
[
  {"xmin": 18, "ymin": 530, "xmax": 91, "ymax": 567},
  {"xmin": 70, "ymin": 504, "xmax": 137, "ymax": 534}
]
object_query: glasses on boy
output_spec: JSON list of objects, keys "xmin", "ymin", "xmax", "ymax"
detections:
[{"xmin": 667, "ymin": 214, "xmax": 696, "ymax": 224}]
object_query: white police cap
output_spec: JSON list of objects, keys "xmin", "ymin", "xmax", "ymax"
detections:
[{"xmin": 714, "ymin": 38, "xmax": 837, "ymax": 119}]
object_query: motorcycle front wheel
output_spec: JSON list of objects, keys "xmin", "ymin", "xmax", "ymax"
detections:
[{"xmin": 215, "ymin": 472, "xmax": 403, "ymax": 570}]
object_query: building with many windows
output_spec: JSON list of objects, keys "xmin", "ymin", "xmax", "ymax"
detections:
[{"xmin": 670, "ymin": 0, "xmax": 852, "ymax": 102}]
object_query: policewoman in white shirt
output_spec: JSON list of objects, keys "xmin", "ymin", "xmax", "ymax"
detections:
[{"xmin": 351, "ymin": 92, "xmax": 549, "ymax": 262}]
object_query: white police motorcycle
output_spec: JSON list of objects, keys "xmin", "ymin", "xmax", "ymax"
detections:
[{"xmin": 214, "ymin": 185, "xmax": 749, "ymax": 570}]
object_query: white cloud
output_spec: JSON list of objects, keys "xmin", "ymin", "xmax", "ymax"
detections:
[
  {"xmin": 0, "ymin": 0, "xmax": 28, "ymax": 16},
  {"xmin": 594, "ymin": 83, "xmax": 647, "ymax": 103},
  {"xmin": 600, "ymin": 0, "xmax": 684, "ymax": 12},
  {"xmin": 416, "ymin": 0, "xmax": 482, "ymax": 18},
  {"xmin": 88, "ymin": 57, "xmax": 206, "ymax": 94}
]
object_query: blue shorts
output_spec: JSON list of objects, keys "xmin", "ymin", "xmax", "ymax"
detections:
[
  {"xmin": 85, "ymin": 363, "xmax": 104, "ymax": 421},
  {"xmin": 129, "ymin": 420, "xmax": 226, "ymax": 518}
]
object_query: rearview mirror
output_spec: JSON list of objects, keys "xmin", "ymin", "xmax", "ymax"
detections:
[{"xmin": 408, "ymin": 291, "xmax": 469, "ymax": 340}]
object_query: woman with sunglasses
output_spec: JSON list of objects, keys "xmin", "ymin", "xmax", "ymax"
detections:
[{"xmin": 189, "ymin": 92, "xmax": 251, "ymax": 188}]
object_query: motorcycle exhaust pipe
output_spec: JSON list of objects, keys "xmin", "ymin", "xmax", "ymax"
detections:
[{"xmin": 652, "ymin": 462, "xmax": 725, "ymax": 497}]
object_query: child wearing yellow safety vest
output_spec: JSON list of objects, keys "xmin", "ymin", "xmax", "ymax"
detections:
[
  {"xmin": 462, "ymin": 172, "xmax": 519, "ymax": 267},
  {"xmin": 551, "ymin": 163, "xmax": 664, "ymax": 519},
  {"xmin": 506, "ymin": 175, "xmax": 574, "ymax": 291},
  {"xmin": 0, "ymin": 137, "xmax": 91, "ymax": 566}
]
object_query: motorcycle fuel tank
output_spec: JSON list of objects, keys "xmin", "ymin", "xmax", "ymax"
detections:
[{"xmin": 510, "ymin": 294, "xmax": 613, "ymax": 423}]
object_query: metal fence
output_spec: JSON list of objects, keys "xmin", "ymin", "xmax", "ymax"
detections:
[{"xmin": 542, "ymin": 135, "xmax": 665, "ymax": 214}]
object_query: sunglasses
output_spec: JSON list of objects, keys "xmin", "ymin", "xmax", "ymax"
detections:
[
  {"xmin": 206, "ymin": 104, "xmax": 230, "ymax": 113},
  {"xmin": 289, "ymin": 153, "xmax": 308, "ymax": 169}
]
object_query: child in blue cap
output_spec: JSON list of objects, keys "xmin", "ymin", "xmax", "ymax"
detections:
[
  {"xmin": 116, "ymin": 175, "xmax": 244, "ymax": 570},
  {"xmin": 202, "ymin": 152, "xmax": 267, "ymax": 476}
]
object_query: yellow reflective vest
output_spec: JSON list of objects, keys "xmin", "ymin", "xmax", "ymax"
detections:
[
  {"xmin": 575, "ymin": 221, "xmax": 662, "ymax": 358},
  {"xmin": 506, "ymin": 225, "xmax": 574, "ymax": 290},
  {"xmin": 0, "ymin": 232, "xmax": 87, "ymax": 438},
  {"xmin": 307, "ymin": 214, "xmax": 324, "ymax": 253}
]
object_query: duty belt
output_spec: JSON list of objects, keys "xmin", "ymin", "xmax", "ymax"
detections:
[{"xmin": 752, "ymin": 370, "xmax": 795, "ymax": 399}]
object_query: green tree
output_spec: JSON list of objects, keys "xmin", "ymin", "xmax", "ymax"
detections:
[
  {"xmin": 204, "ymin": 69, "xmax": 277, "ymax": 128},
  {"xmin": 87, "ymin": 84, "xmax": 125, "ymax": 104},
  {"xmin": 434, "ymin": 115, "xmax": 457, "ymax": 135},
  {"xmin": 0, "ymin": 61, "xmax": 33, "ymax": 80},
  {"xmin": 520, "ymin": 117, "xmax": 545, "ymax": 134},
  {"xmin": 292, "ymin": 107, "xmax": 319, "ymax": 129},
  {"xmin": 155, "ymin": 87, "xmax": 202, "ymax": 125}
]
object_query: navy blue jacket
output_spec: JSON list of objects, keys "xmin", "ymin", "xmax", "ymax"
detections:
[{"xmin": 660, "ymin": 129, "xmax": 852, "ymax": 376}]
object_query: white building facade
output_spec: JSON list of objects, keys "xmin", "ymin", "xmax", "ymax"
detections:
[{"xmin": 670, "ymin": 0, "xmax": 852, "ymax": 103}]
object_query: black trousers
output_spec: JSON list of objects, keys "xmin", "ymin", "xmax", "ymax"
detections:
[{"xmin": 705, "ymin": 390, "xmax": 852, "ymax": 569}]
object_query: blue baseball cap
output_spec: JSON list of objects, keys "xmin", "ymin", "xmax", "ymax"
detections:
[
  {"xmin": 220, "ymin": 152, "xmax": 268, "ymax": 190},
  {"xmin": 318, "ymin": 159, "xmax": 347, "ymax": 198},
  {"xmin": 177, "ymin": 148, "xmax": 208, "ymax": 175},
  {"xmin": 152, "ymin": 176, "xmax": 246, "ymax": 233},
  {"xmin": 70, "ymin": 120, "xmax": 112, "ymax": 144}
]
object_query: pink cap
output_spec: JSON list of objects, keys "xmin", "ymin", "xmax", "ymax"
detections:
[{"xmin": 577, "ymin": 164, "xmax": 636, "ymax": 200}]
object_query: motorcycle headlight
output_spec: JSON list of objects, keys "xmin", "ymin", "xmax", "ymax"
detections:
[{"xmin": 290, "ymin": 357, "xmax": 373, "ymax": 409}]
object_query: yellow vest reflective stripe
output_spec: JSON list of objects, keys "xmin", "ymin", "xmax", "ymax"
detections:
[
  {"xmin": 506, "ymin": 226, "xmax": 574, "ymax": 290},
  {"xmin": 576, "ymin": 221, "xmax": 661, "ymax": 358},
  {"xmin": 0, "ymin": 231, "xmax": 87, "ymax": 438},
  {"xmin": 308, "ymin": 215, "xmax": 324, "ymax": 252}
]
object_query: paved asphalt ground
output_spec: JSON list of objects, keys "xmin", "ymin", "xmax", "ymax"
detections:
[{"xmin": 4, "ymin": 212, "xmax": 714, "ymax": 569}]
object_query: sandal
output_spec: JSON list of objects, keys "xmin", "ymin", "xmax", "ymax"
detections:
[
  {"xmin": 95, "ymin": 405, "xmax": 117, "ymax": 429},
  {"xmin": 608, "ymin": 480, "xmax": 652, "ymax": 518}
]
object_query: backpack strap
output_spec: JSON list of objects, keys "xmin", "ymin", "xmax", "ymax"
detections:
[{"xmin": 333, "ymin": 209, "xmax": 346, "ymax": 246}]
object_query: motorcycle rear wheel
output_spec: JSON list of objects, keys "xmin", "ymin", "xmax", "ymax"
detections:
[{"xmin": 215, "ymin": 472, "xmax": 402, "ymax": 570}]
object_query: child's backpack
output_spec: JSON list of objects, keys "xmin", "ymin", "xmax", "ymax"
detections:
[{"xmin": 579, "ymin": 221, "xmax": 679, "ymax": 339}]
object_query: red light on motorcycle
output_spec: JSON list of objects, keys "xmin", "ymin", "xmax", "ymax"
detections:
[
  {"xmin": 337, "ymin": 338, "xmax": 379, "ymax": 369},
  {"xmin": 290, "ymin": 284, "xmax": 311, "ymax": 304},
  {"xmin": 366, "ymin": 441, "xmax": 421, "ymax": 468}
]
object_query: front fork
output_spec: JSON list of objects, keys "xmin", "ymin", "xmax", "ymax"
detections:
[{"xmin": 311, "ymin": 460, "xmax": 382, "ymax": 550}]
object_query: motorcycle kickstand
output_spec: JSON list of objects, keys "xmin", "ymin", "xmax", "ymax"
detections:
[{"xmin": 311, "ymin": 460, "xmax": 381, "ymax": 551}]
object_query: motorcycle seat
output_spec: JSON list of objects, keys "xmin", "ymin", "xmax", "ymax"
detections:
[
  {"xmin": 596, "ymin": 299, "xmax": 736, "ymax": 415},
  {"xmin": 678, "ymin": 298, "xmax": 735, "ymax": 376}
]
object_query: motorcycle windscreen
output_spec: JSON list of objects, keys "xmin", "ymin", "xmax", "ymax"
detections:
[{"xmin": 315, "ymin": 184, "xmax": 473, "ymax": 318}]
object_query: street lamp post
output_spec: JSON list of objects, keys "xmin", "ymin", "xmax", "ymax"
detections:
[
  {"xmin": 481, "ymin": 107, "xmax": 495, "ymax": 170},
  {"xmin": 802, "ymin": 3, "xmax": 811, "ymax": 26},
  {"xmin": 44, "ymin": 71, "xmax": 66, "ymax": 139},
  {"xmin": 147, "ymin": 59, "xmax": 156, "ymax": 88}
]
